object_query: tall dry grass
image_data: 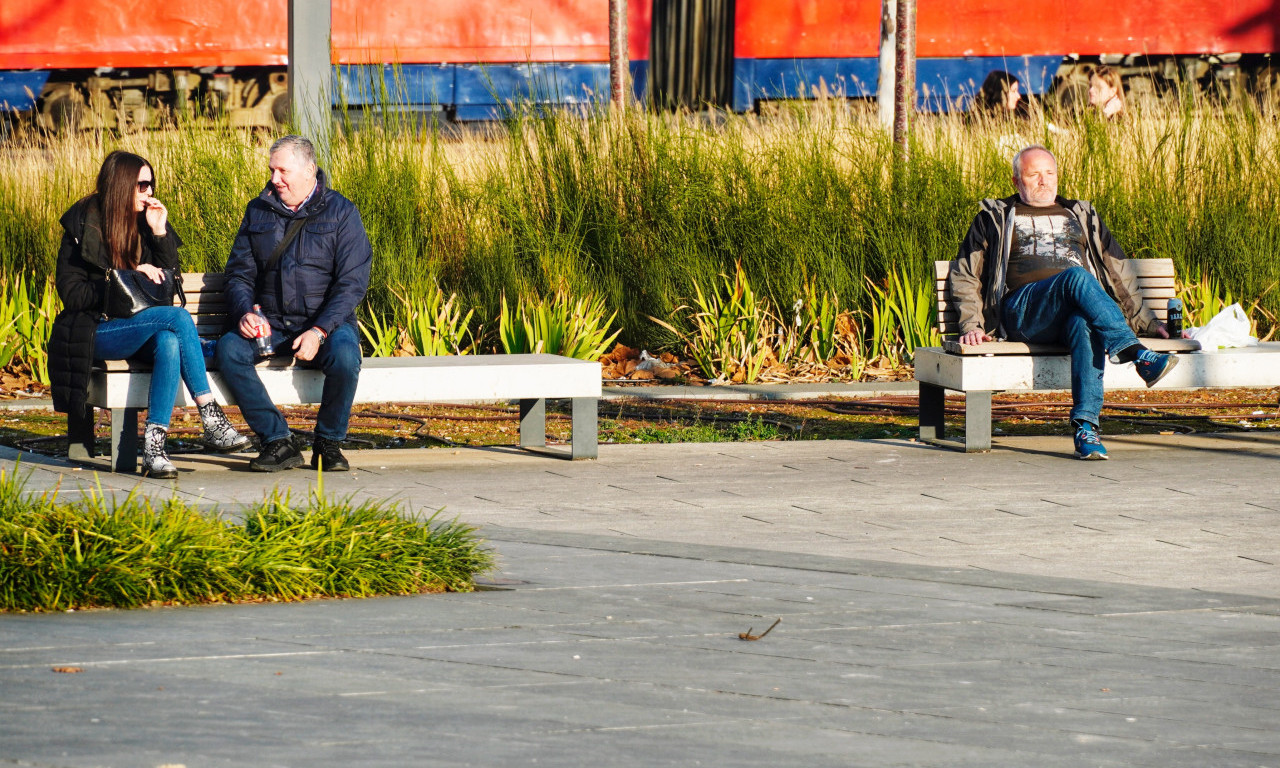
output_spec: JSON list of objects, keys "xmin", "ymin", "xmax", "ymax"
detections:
[{"xmin": 2, "ymin": 95, "xmax": 1276, "ymax": 357}]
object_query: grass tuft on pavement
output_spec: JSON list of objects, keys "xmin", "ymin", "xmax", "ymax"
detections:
[{"xmin": 0, "ymin": 466, "xmax": 493, "ymax": 612}]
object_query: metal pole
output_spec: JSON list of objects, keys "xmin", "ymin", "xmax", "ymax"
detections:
[
  {"xmin": 877, "ymin": 0, "xmax": 897, "ymax": 132},
  {"xmin": 892, "ymin": 0, "xmax": 915, "ymax": 168},
  {"xmin": 609, "ymin": 0, "xmax": 629, "ymax": 109},
  {"xmin": 288, "ymin": 0, "xmax": 332, "ymax": 158}
]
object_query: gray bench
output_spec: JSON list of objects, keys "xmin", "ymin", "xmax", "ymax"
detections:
[
  {"xmin": 915, "ymin": 257, "xmax": 1280, "ymax": 451},
  {"xmin": 74, "ymin": 273, "xmax": 601, "ymax": 471}
]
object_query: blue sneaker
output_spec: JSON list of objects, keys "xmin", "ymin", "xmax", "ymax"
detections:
[
  {"xmin": 1134, "ymin": 348, "xmax": 1178, "ymax": 387},
  {"xmin": 1073, "ymin": 422, "xmax": 1109, "ymax": 460}
]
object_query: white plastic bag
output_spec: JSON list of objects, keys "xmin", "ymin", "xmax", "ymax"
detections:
[{"xmin": 1186, "ymin": 303, "xmax": 1257, "ymax": 353}]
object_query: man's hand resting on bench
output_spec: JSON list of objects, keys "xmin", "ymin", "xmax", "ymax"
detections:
[{"xmin": 959, "ymin": 329, "xmax": 993, "ymax": 346}]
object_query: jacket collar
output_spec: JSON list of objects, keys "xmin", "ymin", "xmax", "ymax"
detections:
[
  {"xmin": 983, "ymin": 194, "xmax": 1083, "ymax": 217},
  {"xmin": 256, "ymin": 168, "xmax": 331, "ymax": 217},
  {"xmin": 59, "ymin": 195, "xmax": 110, "ymax": 270}
]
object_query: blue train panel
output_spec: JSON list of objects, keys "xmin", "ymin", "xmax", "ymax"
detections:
[
  {"xmin": 337, "ymin": 62, "xmax": 650, "ymax": 121},
  {"xmin": 0, "ymin": 71, "xmax": 49, "ymax": 111},
  {"xmin": 335, "ymin": 64, "xmax": 455, "ymax": 109},
  {"xmin": 733, "ymin": 55, "xmax": 1062, "ymax": 112}
]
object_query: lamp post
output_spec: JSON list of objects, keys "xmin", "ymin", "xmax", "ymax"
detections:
[{"xmin": 288, "ymin": 0, "xmax": 332, "ymax": 158}]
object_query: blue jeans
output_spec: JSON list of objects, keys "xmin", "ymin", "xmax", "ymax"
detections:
[
  {"xmin": 94, "ymin": 306, "xmax": 211, "ymax": 428},
  {"xmin": 215, "ymin": 321, "xmax": 361, "ymax": 445},
  {"xmin": 1001, "ymin": 267, "xmax": 1140, "ymax": 427}
]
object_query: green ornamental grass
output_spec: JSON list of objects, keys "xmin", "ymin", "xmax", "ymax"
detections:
[
  {"xmin": 1, "ymin": 94, "xmax": 1276, "ymax": 365},
  {"xmin": 0, "ymin": 467, "xmax": 494, "ymax": 612}
]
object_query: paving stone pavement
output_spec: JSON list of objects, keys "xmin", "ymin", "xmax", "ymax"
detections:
[{"xmin": 2, "ymin": 432, "xmax": 1279, "ymax": 767}]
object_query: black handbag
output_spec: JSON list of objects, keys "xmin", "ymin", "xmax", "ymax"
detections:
[{"xmin": 103, "ymin": 268, "xmax": 187, "ymax": 318}]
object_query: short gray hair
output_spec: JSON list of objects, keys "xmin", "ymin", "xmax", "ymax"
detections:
[
  {"xmin": 1012, "ymin": 144, "xmax": 1055, "ymax": 177},
  {"xmin": 269, "ymin": 135, "xmax": 316, "ymax": 168}
]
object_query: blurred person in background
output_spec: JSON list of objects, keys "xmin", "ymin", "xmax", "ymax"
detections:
[
  {"xmin": 972, "ymin": 70, "xmax": 1032, "ymax": 120},
  {"xmin": 1088, "ymin": 66, "xmax": 1126, "ymax": 120}
]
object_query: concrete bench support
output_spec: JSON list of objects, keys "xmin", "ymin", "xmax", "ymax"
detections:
[{"xmin": 915, "ymin": 343, "xmax": 1280, "ymax": 452}]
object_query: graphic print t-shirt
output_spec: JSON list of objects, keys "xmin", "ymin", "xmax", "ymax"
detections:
[{"xmin": 1003, "ymin": 202, "xmax": 1089, "ymax": 294}]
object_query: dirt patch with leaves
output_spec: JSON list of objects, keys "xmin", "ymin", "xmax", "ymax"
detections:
[{"xmin": 3, "ymin": 385, "xmax": 1277, "ymax": 457}]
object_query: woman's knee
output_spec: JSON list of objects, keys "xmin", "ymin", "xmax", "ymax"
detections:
[
  {"xmin": 143, "ymin": 305, "xmax": 193, "ymax": 326},
  {"xmin": 151, "ymin": 330, "xmax": 181, "ymax": 361}
]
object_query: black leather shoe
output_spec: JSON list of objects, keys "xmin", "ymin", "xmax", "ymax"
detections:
[
  {"xmin": 311, "ymin": 436, "xmax": 350, "ymax": 472},
  {"xmin": 249, "ymin": 438, "xmax": 303, "ymax": 472}
]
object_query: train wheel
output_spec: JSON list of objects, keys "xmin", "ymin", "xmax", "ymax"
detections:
[
  {"xmin": 41, "ymin": 91, "xmax": 85, "ymax": 134},
  {"xmin": 271, "ymin": 91, "xmax": 291, "ymax": 127},
  {"xmin": 1048, "ymin": 75, "xmax": 1090, "ymax": 117}
]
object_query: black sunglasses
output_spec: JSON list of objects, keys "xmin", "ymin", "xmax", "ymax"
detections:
[{"xmin": 137, "ymin": 179, "xmax": 155, "ymax": 193}]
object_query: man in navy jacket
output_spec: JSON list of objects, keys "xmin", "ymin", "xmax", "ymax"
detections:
[{"xmin": 216, "ymin": 135, "xmax": 372, "ymax": 472}]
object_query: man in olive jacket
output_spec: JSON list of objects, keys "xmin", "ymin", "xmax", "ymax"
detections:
[
  {"xmin": 948, "ymin": 145, "xmax": 1176, "ymax": 460},
  {"xmin": 216, "ymin": 135, "xmax": 372, "ymax": 472}
]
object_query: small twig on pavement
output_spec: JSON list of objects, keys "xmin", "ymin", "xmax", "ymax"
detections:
[{"xmin": 738, "ymin": 617, "xmax": 781, "ymax": 641}]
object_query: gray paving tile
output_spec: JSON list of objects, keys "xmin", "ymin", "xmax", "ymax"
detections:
[{"xmin": 5, "ymin": 435, "xmax": 1280, "ymax": 766}]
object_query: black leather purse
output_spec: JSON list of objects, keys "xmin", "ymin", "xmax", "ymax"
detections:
[{"xmin": 103, "ymin": 268, "xmax": 187, "ymax": 318}]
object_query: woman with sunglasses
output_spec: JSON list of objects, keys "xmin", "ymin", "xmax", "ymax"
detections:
[{"xmin": 50, "ymin": 150, "xmax": 248, "ymax": 478}]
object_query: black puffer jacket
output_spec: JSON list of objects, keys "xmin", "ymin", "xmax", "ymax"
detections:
[{"xmin": 49, "ymin": 195, "xmax": 180, "ymax": 415}]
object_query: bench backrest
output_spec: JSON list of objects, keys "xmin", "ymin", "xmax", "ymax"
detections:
[
  {"xmin": 934, "ymin": 258, "xmax": 1176, "ymax": 338},
  {"xmin": 180, "ymin": 272, "xmax": 231, "ymax": 340}
]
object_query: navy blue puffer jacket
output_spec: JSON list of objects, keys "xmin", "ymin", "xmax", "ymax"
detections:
[{"xmin": 224, "ymin": 169, "xmax": 372, "ymax": 335}]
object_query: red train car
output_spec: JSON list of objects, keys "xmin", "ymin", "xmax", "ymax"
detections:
[
  {"xmin": 1, "ymin": 0, "xmax": 1276, "ymax": 130},
  {"xmin": 731, "ymin": 0, "xmax": 1276, "ymax": 109}
]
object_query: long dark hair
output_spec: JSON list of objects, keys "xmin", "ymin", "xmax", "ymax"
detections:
[
  {"xmin": 94, "ymin": 150, "xmax": 152, "ymax": 270},
  {"xmin": 976, "ymin": 70, "xmax": 1020, "ymax": 112}
]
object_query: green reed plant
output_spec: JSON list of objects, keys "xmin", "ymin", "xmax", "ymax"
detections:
[
  {"xmin": 3, "ymin": 90, "xmax": 1279, "ymax": 365},
  {"xmin": 1178, "ymin": 271, "xmax": 1278, "ymax": 340},
  {"xmin": 1178, "ymin": 271, "xmax": 1237, "ymax": 329},
  {"xmin": 0, "ymin": 278, "xmax": 28, "ymax": 369},
  {"xmin": 0, "ymin": 274, "xmax": 60, "ymax": 383},
  {"xmin": 21, "ymin": 277, "xmax": 59, "ymax": 384},
  {"xmin": 0, "ymin": 466, "xmax": 493, "ymax": 612},
  {"xmin": 801, "ymin": 284, "xmax": 840, "ymax": 364},
  {"xmin": 400, "ymin": 286, "xmax": 478, "ymax": 356},
  {"xmin": 498, "ymin": 290, "xmax": 620, "ymax": 360},
  {"xmin": 359, "ymin": 310, "xmax": 402, "ymax": 357},
  {"xmin": 239, "ymin": 484, "xmax": 491, "ymax": 598},
  {"xmin": 654, "ymin": 261, "xmax": 776, "ymax": 382},
  {"xmin": 863, "ymin": 267, "xmax": 940, "ymax": 369}
]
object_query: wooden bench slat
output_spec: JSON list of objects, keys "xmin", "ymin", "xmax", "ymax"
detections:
[
  {"xmin": 933, "ymin": 258, "xmax": 1174, "ymax": 280},
  {"xmin": 180, "ymin": 273, "xmax": 228, "ymax": 291},
  {"xmin": 936, "ymin": 258, "xmax": 1179, "ymax": 338}
]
